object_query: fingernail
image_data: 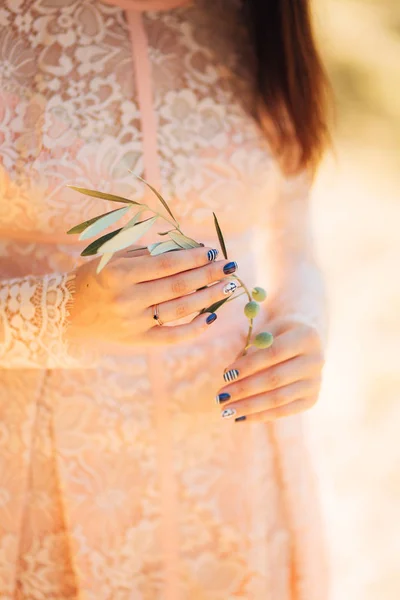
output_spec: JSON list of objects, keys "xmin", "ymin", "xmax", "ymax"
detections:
[
  {"xmin": 223, "ymin": 281, "xmax": 238, "ymax": 295},
  {"xmin": 223, "ymin": 261, "xmax": 238, "ymax": 275},
  {"xmin": 221, "ymin": 407, "xmax": 236, "ymax": 419},
  {"xmin": 215, "ymin": 392, "xmax": 231, "ymax": 404},
  {"xmin": 206, "ymin": 312, "xmax": 217, "ymax": 325},
  {"xmin": 235, "ymin": 416, "xmax": 246, "ymax": 422},
  {"xmin": 223, "ymin": 368, "xmax": 239, "ymax": 382},
  {"xmin": 207, "ymin": 249, "xmax": 219, "ymax": 261}
]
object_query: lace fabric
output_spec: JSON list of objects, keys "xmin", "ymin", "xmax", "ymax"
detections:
[
  {"xmin": 104, "ymin": 0, "xmax": 190, "ymax": 9},
  {"xmin": 0, "ymin": 271, "xmax": 76, "ymax": 368}
]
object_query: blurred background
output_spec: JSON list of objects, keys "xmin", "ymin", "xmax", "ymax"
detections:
[{"xmin": 306, "ymin": 1, "xmax": 400, "ymax": 599}]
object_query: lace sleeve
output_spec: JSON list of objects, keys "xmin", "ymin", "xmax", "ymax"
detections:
[
  {"xmin": 0, "ymin": 271, "xmax": 77, "ymax": 368},
  {"xmin": 255, "ymin": 167, "xmax": 329, "ymax": 348}
]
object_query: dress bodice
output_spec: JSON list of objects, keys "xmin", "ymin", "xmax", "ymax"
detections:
[
  {"xmin": 0, "ymin": 0, "xmax": 279, "ymax": 247},
  {"xmin": 104, "ymin": 0, "xmax": 190, "ymax": 9}
]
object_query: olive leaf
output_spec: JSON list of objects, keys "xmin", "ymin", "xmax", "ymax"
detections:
[
  {"xmin": 212, "ymin": 212, "xmax": 228, "ymax": 260},
  {"xmin": 67, "ymin": 212, "xmax": 114, "ymax": 235},
  {"xmin": 148, "ymin": 240, "xmax": 182, "ymax": 255},
  {"xmin": 92, "ymin": 210, "xmax": 146, "ymax": 273},
  {"xmin": 120, "ymin": 208, "xmax": 146, "ymax": 231},
  {"xmin": 99, "ymin": 216, "xmax": 158, "ymax": 254},
  {"xmin": 200, "ymin": 297, "xmax": 230, "ymax": 314},
  {"xmin": 66, "ymin": 176, "xmax": 270, "ymax": 361},
  {"xmin": 168, "ymin": 230, "xmax": 201, "ymax": 249},
  {"xmin": 79, "ymin": 206, "xmax": 131, "ymax": 241},
  {"xmin": 96, "ymin": 252, "xmax": 113, "ymax": 274},
  {"xmin": 133, "ymin": 174, "xmax": 178, "ymax": 225},
  {"xmin": 148, "ymin": 242, "xmax": 162, "ymax": 253},
  {"xmin": 67, "ymin": 186, "xmax": 141, "ymax": 205},
  {"xmin": 81, "ymin": 228, "xmax": 123, "ymax": 256}
]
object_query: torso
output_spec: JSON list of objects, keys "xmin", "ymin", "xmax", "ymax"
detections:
[{"xmin": 0, "ymin": 0, "xmax": 278, "ymax": 249}]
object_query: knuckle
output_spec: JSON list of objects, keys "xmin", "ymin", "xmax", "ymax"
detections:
[
  {"xmin": 175, "ymin": 301, "xmax": 187, "ymax": 319},
  {"xmin": 194, "ymin": 250, "xmax": 207, "ymax": 268},
  {"xmin": 159, "ymin": 254, "xmax": 174, "ymax": 273},
  {"xmin": 235, "ymin": 382, "xmax": 248, "ymax": 398},
  {"xmin": 272, "ymin": 388, "xmax": 286, "ymax": 407},
  {"xmin": 171, "ymin": 277, "xmax": 188, "ymax": 296},
  {"xmin": 267, "ymin": 342, "xmax": 281, "ymax": 362},
  {"xmin": 205, "ymin": 265, "xmax": 215, "ymax": 286},
  {"xmin": 268, "ymin": 368, "xmax": 281, "ymax": 390}
]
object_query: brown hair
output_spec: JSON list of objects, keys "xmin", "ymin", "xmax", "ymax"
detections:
[{"xmin": 244, "ymin": 0, "xmax": 334, "ymax": 177}]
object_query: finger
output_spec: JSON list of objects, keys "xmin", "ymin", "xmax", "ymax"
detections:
[
  {"xmin": 138, "ymin": 258, "xmax": 238, "ymax": 304},
  {"xmin": 219, "ymin": 379, "xmax": 317, "ymax": 420},
  {"xmin": 126, "ymin": 246, "xmax": 221, "ymax": 283},
  {"xmin": 216, "ymin": 355, "xmax": 319, "ymax": 404},
  {"xmin": 144, "ymin": 278, "xmax": 238, "ymax": 324},
  {"xmin": 222, "ymin": 328, "xmax": 305, "ymax": 384},
  {"xmin": 145, "ymin": 311, "xmax": 218, "ymax": 345},
  {"xmin": 236, "ymin": 396, "xmax": 319, "ymax": 423}
]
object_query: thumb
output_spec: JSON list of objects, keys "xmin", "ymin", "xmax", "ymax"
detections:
[{"xmin": 111, "ymin": 245, "xmax": 150, "ymax": 262}]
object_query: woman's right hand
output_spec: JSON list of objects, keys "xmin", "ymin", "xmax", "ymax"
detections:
[{"xmin": 66, "ymin": 246, "xmax": 239, "ymax": 348}]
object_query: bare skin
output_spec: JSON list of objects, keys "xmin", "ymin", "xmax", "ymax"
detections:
[
  {"xmin": 67, "ymin": 246, "xmax": 238, "ymax": 348},
  {"xmin": 217, "ymin": 316, "xmax": 324, "ymax": 422}
]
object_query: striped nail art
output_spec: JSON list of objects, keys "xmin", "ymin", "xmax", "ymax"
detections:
[
  {"xmin": 223, "ymin": 261, "xmax": 238, "ymax": 275},
  {"xmin": 215, "ymin": 392, "xmax": 231, "ymax": 404},
  {"xmin": 221, "ymin": 408, "xmax": 236, "ymax": 419},
  {"xmin": 207, "ymin": 249, "xmax": 219, "ymax": 262},
  {"xmin": 223, "ymin": 281, "xmax": 238, "ymax": 295},
  {"xmin": 223, "ymin": 369, "xmax": 239, "ymax": 383}
]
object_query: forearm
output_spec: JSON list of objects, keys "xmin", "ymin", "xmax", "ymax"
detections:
[
  {"xmin": 255, "ymin": 169, "xmax": 329, "ymax": 347},
  {"xmin": 264, "ymin": 252, "xmax": 329, "ymax": 347}
]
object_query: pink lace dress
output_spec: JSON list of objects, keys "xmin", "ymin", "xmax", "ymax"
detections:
[{"xmin": 0, "ymin": 0, "xmax": 329, "ymax": 598}]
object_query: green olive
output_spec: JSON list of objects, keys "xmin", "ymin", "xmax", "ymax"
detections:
[
  {"xmin": 244, "ymin": 301, "xmax": 260, "ymax": 319},
  {"xmin": 251, "ymin": 286, "xmax": 267, "ymax": 302},
  {"xmin": 253, "ymin": 332, "xmax": 274, "ymax": 349}
]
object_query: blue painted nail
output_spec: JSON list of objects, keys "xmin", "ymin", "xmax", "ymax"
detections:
[
  {"xmin": 235, "ymin": 416, "xmax": 246, "ymax": 422},
  {"xmin": 215, "ymin": 392, "xmax": 231, "ymax": 404},
  {"xmin": 207, "ymin": 249, "xmax": 219, "ymax": 262},
  {"xmin": 223, "ymin": 369, "xmax": 239, "ymax": 383},
  {"xmin": 206, "ymin": 312, "xmax": 217, "ymax": 325},
  {"xmin": 223, "ymin": 261, "xmax": 238, "ymax": 275}
]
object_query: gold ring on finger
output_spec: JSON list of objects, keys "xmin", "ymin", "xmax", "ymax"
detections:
[{"xmin": 153, "ymin": 304, "xmax": 164, "ymax": 326}]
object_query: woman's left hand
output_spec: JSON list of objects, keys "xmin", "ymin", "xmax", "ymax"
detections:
[{"xmin": 216, "ymin": 316, "xmax": 325, "ymax": 422}]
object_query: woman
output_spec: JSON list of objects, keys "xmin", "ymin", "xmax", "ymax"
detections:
[{"xmin": 0, "ymin": 0, "xmax": 332, "ymax": 598}]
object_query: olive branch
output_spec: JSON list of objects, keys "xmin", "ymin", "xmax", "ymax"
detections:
[{"xmin": 66, "ymin": 177, "xmax": 273, "ymax": 357}]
